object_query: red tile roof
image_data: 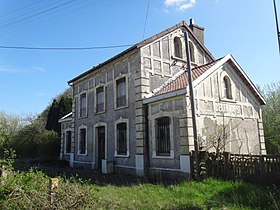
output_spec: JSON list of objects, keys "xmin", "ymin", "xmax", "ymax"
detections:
[{"xmin": 154, "ymin": 59, "xmax": 221, "ymax": 96}]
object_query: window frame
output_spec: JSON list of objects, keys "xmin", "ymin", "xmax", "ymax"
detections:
[
  {"xmin": 188, "ymin": 41, "xmax": 195, "ymax": 63},
  {"xmin": 78, "ymin": 126, "xmax": 87, "ymax": 156},
  {"xmin": 95, "ymin": 85, "xmax": 105, "ymax": 114},
  {"xmin": 173, "ymin": 36, "xmax": 183, "ymax": 59},
  {"xmin": 79, "ymin": 92, "xmax": 87, "ymax": 118},
  {"xmin": 114, "ymin": 118, "xmax": 130, "ymax": 158},
  {"xmin": 155, "ymin": 117, "xmax": 171, "ymax": 156},
  {"xmin": 64, "ymin": 129, "xmax": 72, "ymax": 155},
  {"xmin": 223, "ymin": 76, "xmax": 233, "ymax": 100},
  {"xmin": 151, "ymin": 112, "xmax": 174, "ymax": 159},
  {"xmin": 114, "ymin": 75, "xmax": 128, "ymax": 109}
]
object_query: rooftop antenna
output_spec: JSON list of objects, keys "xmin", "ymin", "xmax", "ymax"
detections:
[{"xmin": 273, "ymin": 0, "xmax": 280, "ymax": 54}]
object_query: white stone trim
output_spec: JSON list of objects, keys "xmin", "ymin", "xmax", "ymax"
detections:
[
  {"xmin": 78, "ymin": 91, "xmax": 87, "ymax": 118},
  {"xmin": 93, "ymin": 122, "xmax": 108, "ymax": 163},
  {"xmin": 94, "ymin": 84, "xmax": 106, "ymax": 114},
  {"xmin": 180, "ymin": 155, "xmax": 191, "ymax": 173},
  {"xmin": 64, "ymin": 128, "xmax": 72, "ymax": 155},
  {"xmin": 114, "ymin": 118, "xmax": 130, "ymax": 157},
  {"xmin": 77, "ymin": 125, "xmax": 87, "ymax": 156},
  {"xmin": 113, "ymin": 74, "xmax": 129, "ymax": 110},
  {"xmin": 150, "ymin": 112, "xmax": 175, "ymax": 159}
]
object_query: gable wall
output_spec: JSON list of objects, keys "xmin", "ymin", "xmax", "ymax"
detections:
[
  {"xmin": 193, "ymin": 62, "xmax": 265, "ymax": 154},
  {"xmin": 140, "ymin": 27, "xmax": 213, "ymax": 94}
]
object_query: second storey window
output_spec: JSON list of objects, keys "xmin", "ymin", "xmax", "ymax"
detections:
[
  {"xmin": 96, "ymin": 86, "xmax": 104, "ymax": 113},
  {"xmin": 80, "ymin": 93, "xmax": 87, "ymax": 117},
  {"xmin": 79, "ymin": 128, "xmax": 86, "ymax": 155},
  {"xmin": 156, "ymin": 117, "xmax": 171, "ymax": 156},
  {"xmin": 116, "ymin": 77, "xmax": 127, "ymax": 108},
  {"xmin": 116, "ymin": 122, "xmax": 127, "ymax": 155},
  {"xmin": 174, "ymin": 37, "xmax": 183, "ymax": 59},
  {"xmin": 223, "ymin": 76, "xmax": 233, "ymax": 99}
]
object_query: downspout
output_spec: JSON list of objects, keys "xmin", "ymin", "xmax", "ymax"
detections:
[{"xmin": 184, "ymin": 31, "xmax": 199, "ymax": 179}]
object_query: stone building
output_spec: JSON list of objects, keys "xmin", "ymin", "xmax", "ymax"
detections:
[{"xmin": 59, "ymin": 19, "xmax": 266, "ymax": 177}]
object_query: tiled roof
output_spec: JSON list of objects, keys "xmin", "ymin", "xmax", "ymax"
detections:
[
  {"xmin": 68, "ymin": 20, "xmax": 215, "ymax": 84},
  {"xmin": 154, "ymin": 59, "xmax": 221, "ymax": 96}
]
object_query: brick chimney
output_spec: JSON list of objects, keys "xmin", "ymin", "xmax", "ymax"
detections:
[{"xmin": 189, "ymin": 19, "xmax": 204, "ymax": 45}]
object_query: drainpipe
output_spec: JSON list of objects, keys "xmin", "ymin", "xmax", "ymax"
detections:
[{"xmin": 184, "ymin": 31, "xmax": 199, "ymax": 179}]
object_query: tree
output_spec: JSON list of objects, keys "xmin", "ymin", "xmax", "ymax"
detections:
[
  {"xmin": 45, "ymin": 95, "xmax": 72, "ymax": 135},
  {"xmin": 260, "ymin": 82, "xmax": 280, "ymax": 154}
]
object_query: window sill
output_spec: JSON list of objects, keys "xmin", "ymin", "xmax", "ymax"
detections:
[
  {"xmin": 78, "ymin": 115, "xmax": 87, "ymax": 119},
  {"xmin": 171, "ymin": 56, "xmax": 186, "ymax": 63},
  {"xmin": 77, "ymin": 153, "xmax": 87, "ymax": 156},
  {"xmin": 95, "ymin": 111, "xmax": 106, "ymax": 115},
  {"xmin": 152, "ymin": 155, "xmax": 174, "ymax": 159},
  {"xmin": 114, "ymin": 154, "xmax": 130, "ymax": 158},
  {"xmin": 152, "ymin": 150, "xmax": 174, "ymax": 159},
  {"xmin": 114, "ymin": 105, "xmax": 128, "ymax": 111},
  {"xmin": 220, "ymin": 98, "xmax": 236, "ymax": 103}
]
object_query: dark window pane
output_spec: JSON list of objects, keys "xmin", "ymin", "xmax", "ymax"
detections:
[
  {"xmin": 174, "ymin": 37, "xmax": 182, "ymax": 58},
  {"xmin": 96, "ymin": 87, "xmax": 104, "ymax": 112},
  {"xmin": 156, "ymin": 117, "xmax": 170, "ymax": 156},
  {"xmin": 116, "ymin": 77, "xmax": 126, "ymax": 107},
  {"xmin": 79, "ymin": 128, "xmax": 86, "ymax": 154},
  {"xmin": 66, "ymin": 131, "xmax": 71, "ymax": 153},
  {"xmin": 80, "ymin": 94, "xmax": 86, "ymax": 117},
  {"xmin": 117, "ymin": 123, "xmax": 127, "ymax": 155}
]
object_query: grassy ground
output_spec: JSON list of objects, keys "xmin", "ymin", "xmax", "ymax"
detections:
[{"xmin": 0, "ymin": 165, "xmax": 280, "ymax": 210}]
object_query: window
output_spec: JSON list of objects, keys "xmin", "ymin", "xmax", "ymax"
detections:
[
  {"xmin": 116, "ymin": 122, "xmax": 127, "ymax": 155},
  {"xmin": 116, "ymin": 77, "xmax": 127, "ymax": 108},
  {"xmin": 174, "ymin": 37, "xmax": 183, "ymax": 58},
  {"xmin": 80, "ymin": 93, "xmax": 87, "ymax": 117},
  {"xmin": 65, "ymin": 130, "xmax": 71, "ymax": 154},
  {"xmin": 223, "ymin": 76, "xmax": 233, "ymax": 99},
  {"xmin": 156, "ymin": 117, "xmax": 171, "ymax": 156},
  {"xmin": 96, "ymin": 86, "xmax": 104, "ymax": 113},
  {"xmin": 79, "ymin": 128, "xmax": 86, "ymax": 155},
  {"xmin": 189, "ymin": 41, "xmax": 195, "ymax": 62}
]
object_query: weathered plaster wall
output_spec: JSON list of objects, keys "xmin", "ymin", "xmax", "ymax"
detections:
[
  {"xmin": 192, "ymin": 62, "xmax": 266, "ymax": 155},
  {"xmin": 70, "ymin": 49, "xmax": 140, "ymax": 171}
]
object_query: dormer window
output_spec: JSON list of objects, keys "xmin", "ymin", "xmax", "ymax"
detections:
[
  {"xmin": 174, "ymin": 37, "xmax": 183, "ymax": 58},
  {"xmin": 223, "ymin": 76, "xmax": 233, "ymax": 99}
]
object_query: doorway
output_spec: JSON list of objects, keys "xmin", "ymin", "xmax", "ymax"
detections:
[{"xmin": 97, "ymin": 126, "xmax": 105, "ymax": 170}]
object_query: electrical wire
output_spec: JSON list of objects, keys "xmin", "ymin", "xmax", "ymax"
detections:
[
  {"xmin": 0, "ymin": 0, "xmax": 78, "ymax": 32},
  {"xmin": 0, "ymin": 44, "xmax": 134, "ymax": 51},
  {"xmin": 142, "ymin": 0, "xmax": 150, "ymax": 39}
]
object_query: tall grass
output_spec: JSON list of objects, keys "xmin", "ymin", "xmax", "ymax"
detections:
[{"xmin": 0, "ymin": 168, "xmax": 279, "ymax": 210}]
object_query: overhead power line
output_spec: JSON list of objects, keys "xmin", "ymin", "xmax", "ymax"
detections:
[
  {"xmin": 142, "ymin": 0, "xmax": 151, "ymax": 39},
  {"xmin": 0, "ymin": 44, "xmax": 134, "ymax": 51}
]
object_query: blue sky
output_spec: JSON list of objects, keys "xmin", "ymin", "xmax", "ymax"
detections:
[{"xmin": 0, "ymin": 0, "xmax": 279, "ymax": 115}]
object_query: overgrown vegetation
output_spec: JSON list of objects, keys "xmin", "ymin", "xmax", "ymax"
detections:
[
  {"xmin": 0, "ymin": 88, "xmax": 72, "ymax": 160},
  {"xmin": 0, "ymin": 167, "xmax": 279, "ymax": 210},
  {"xmin": 260, "ymin": 82, "xmax": 280, "ymax": 154}
]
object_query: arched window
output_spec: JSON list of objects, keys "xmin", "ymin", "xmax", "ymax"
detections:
[
  {"xmin": 174, "ymin": 37, "xmax": 183, "ymax": 58},
  {"xmin": 189, "ymin": 41, "xmax": 195, "ymax": 62},
  {"xmin": 223, "ymin": 76, "xmax": 233, "ymax": 99}
]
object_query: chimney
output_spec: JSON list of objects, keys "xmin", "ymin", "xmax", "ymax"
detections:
[{"xmin": 189, "ymin": 19, "xmax": 204, "ymax": 45}]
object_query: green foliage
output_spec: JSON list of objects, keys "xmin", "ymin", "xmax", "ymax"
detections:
[
  {"xmin": 260, "ymin": 82, "xmax": 280, "ymax": 154},
  {"xmin": 0, "ymin": 170, "xmax": 279, "ymax": 210},
  {"xmin": 45, "ymin": 89, "xmax": 72, "ymax": 135},
  {"xmin": 6, "ymin": 121, "xmax": 60, "ymax": 159}
]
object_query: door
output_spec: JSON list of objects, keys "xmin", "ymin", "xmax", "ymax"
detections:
[{"xmin": 97, "ymin": 126, "xmax": 105, "ymax": 170}]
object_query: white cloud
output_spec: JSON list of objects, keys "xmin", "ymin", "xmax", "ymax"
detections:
[{"xmin": 164, "ymin": 0, "xmax": 196, "ymax": 11}]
